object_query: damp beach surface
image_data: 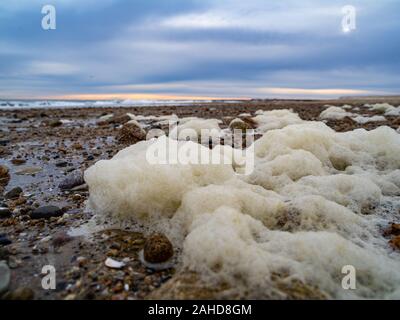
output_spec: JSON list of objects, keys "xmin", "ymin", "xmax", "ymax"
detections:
[{"xmin": 0, "ymin": 98, "xmax": 400, "ymax": 300}]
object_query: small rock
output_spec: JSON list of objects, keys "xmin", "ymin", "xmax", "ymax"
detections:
[
  {"xmin": 0, "ymin": 208, "xmax": 12, "ymax": 219},
  {"xmin": 48, "ymin": 119, "xmax": 63, "ymax": 127},
  {"xmin": 117, "ymin": 121, "xmax": 146, "ymax": 145},
  {"xmin": 52, "ymin": 232, "xmax": 72, "ymax": 247},
  {"xmin": 107, "ymin": 114, "xmax": 131, "ymax": 125},
  {"xmin": 229, "ymin": 118, "xmax": 251, "ymax": 131},
  {"xmin": 0, "ymin": 235, "xmax": 12, "ymax": 246},
  {"xmin": 11, "ymin": 158, "xmax": 26, "ymax": 165},
  {"xmin": 0, "ymin": 165, "xmax": 10, "ymax": 187},
  {"xmin": 0, "ymin": 139, "xmax": 10, "ymax": 146},
  {"xmin": 72, "ymin": 142, "xmax": 83, "ymax": 150},
  {"xmin": 390, "ymin": 236, "xmax": 400, "ymax": 250},
  {"xmin": 3, "ymin": 287, "xmax": 34, "ymax": 300},
  {"xmin": 15, "ymin": 166, "xmax": 42, "ymax": 175},
  {"xmin": 143, "ymin": 233, "xmax": 174, "ymax": 264},
  {"xmin": 0, "ymin": 261, "xmax": 11, "ymax": 294},
  {"xmin": 30, "ymin": 206, "xmax": 63, "ymax": 219},
  {"xmin": 5, "ymin": 187, "xmax": 23, "ymax": 199},
  {"xmin": 105, "ymin": 257, "xmax": 125, "ymax": 269},
  {"xmin": 55, "ymin": 160, "xmax": 68, "ymax": 168},
  {"xmin": 384, "ymin": 223, "xmax": 400, "ymax": 236},
  {"xmin": 59, "ymin": 171, "xmax": 85, "ymax": 190}
]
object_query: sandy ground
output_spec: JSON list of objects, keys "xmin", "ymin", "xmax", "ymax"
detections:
[{"xmin": 0, "ymin": 99, "xmax": 399, "ymax": 300}]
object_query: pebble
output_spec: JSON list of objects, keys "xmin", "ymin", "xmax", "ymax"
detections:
[
  {"xmin": 59, "ymin": 171, "xmax": 85, "ymax": 190},
  {"xmin": 0, "ymin": 165, "xmax": 10, "ymax": 186},
  {"xmin": 3, "ymin": 287, "xmax": 35, "ymax": 300},
  {"xmin": 11, "ymin": 158, "xmax": 26, "ymax": 165},
  {"xmin": 0, "ymin": 235, "xmax": 12, "ymax": 246},
  {"xmin": 5, "ymin": 187, "xmax": 23, "ymax": 199},
  {"xmin": 30, "ymin": 206, "xmax": 63, "ymax": 219},
  {"xmin": 15, "ymin": 166, "xmax": 42, "ymax": 175},
  {"xmin": 117, "ymin": 121, "xmax": 146, "ymax": 145},
  {"xmin": 55, "ymin": 160, "xmax": 68, "ymax": 168},
  {"xmin": 0, "ymin": 261, "xmax": 11, "ymax": 294},
  {"xmin": 105, "ymin": 257, "xmax": 126, "ymax": 269},
  {"xmin": 143, "ymin": 233, "xmax": 174, "ymax": 264},
  {"xmin": 0, "ymin": 139, "xmax": 10, "ymax": 146},
  {"xmin": 0, "ymin": 207, "xmax": 11, "ymax": 219}
]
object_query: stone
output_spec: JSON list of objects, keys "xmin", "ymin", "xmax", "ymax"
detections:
[
  {"xmin": 0, "ymin": 165, "xmax": 10, "ymax": 187},
  {"xmin": 0, "ymin": 139, "xmax": 10, "ymax": 146},
  {"xmin": 390, "ymin": 236, "xmax": 400, "ymax": 250},
  {"xmin": 59, "ymin": 171, "xmax": 85, "ymax": 190},
  {"xmin": 15, "ymin": 166, "xmax": 42, "ymax": 175},
  {"xmin": 48, "ymin": 119, "xmax": 63, "ymax": 127},
  {"xmin": 107, "ymin": 114, "xmax": 131, "ymax": 125},
  {"xmin": 229, "ymin": 118, "xmax": 251, "ymax": 131},
  {"xmin": 384, "ymin": 223, "xmax": 400, "ymax": 237},
  {"xmin": 3, "ymin": 287, "xmax": 35, "ymax": 300},
  {"xmin": 11, "ymin": 158, "xmax": 26, "ymax": 165},
  {"xmin": 5, "ymin": 187, "xmax": 23, "ymax": 199},
  {"xmin": 30, "ymin": 206, "xmax": 63, "ymax": 219},
  {"xmin": 117, "ymin": 121, "xmax": 146, "ymax": 145},
  {"xmin": 0, "ymin": 235, "xmax": 12, "ymax": 246},
  {"xmin": 143, "ymin": 233, "xmax": 173, "ymax": 264},
  {"xmin": 55, "ymin": 160, "xmax": 68, "ymax": 168},
  {"xmin": 0, "ymin": 261, "xmax": 11, "ymax": 295},
  {"xmin": 0, "ymin": 208, "xmax": 12, "ymax": 219}
]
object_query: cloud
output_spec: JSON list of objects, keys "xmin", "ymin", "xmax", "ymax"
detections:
[{"xmin": 0, "ymin": 0, "xmax": 399, "ymax": 99}]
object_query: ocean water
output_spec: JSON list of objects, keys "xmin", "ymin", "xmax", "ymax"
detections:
[{"xmin": 0, "ymin": 99, "xmax": 238, "ymax": 110}]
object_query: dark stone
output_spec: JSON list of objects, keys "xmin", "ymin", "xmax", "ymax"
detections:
[
  {"xmin": 0, "ymin": 139, "xmax": 10, "ymax": 146},
  {"xmin": 0, "ymin": 208, "xmax": 12, "ymax": 219},
  {"xmin": 55, "ymin": 161, "xmax": 68, "ymax": 168},
  {"xmin": 59, "ymin": 171, "xmax": 84, "ymax": 190},
  {"xmin": 30, "ymin": 206, "xmax": 63, "ymax": 219},
  {"xmin": 0, "ymin": 236, "xmax": 12, "ymax": 246},
  {"xmin": 5, "ymin": 187, "xmax": 23, "ymax": 199},
  {"xmin": 143, "ymin": 233, "xmax": 174, "ymax": 264}
]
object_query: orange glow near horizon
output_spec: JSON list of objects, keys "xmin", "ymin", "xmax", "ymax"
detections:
[{"xmin": 49, "ymin": 93, "xmax": 251, "ymax": 101}]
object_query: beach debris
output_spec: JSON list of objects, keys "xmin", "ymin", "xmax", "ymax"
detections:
[
  {"xmin": 105, "ymin": 257, "xmax": 125, "ymax": 269},
  {"xmin": 143, "ymin": 233, "xmax": 174, "ymax": 264},
  {"xmin": 117, "ymin": 120, "xmax": 146, "ymax": 145},
  {"xmin": 30, "ymin": 205, "xmax": 63, "ymax": 219}
]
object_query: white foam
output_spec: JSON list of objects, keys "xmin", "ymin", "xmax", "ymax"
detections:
[
  {"xmin": 352, "ymin": 115, "xmax": 386, "ymax": 124},
  {"xmin": 252, "ymin": 109, "xmax": 304, "ymax": 133},
  {"xmin": 85, "ymin": 119, "xmax": 400, "ymax": 299},
  {"xmin": 319, "ymin": 106, "xmax": 353, "ymax": 120}
]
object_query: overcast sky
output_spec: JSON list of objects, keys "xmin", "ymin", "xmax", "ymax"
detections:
[{"xmin": 0, "ymin": 0, "xmax": 399, "ymax": 100}]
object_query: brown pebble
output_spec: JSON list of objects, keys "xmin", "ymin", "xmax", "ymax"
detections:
[{"xmin": 143, "ymin": 233, "xmax": 173, "ymax": 264}]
